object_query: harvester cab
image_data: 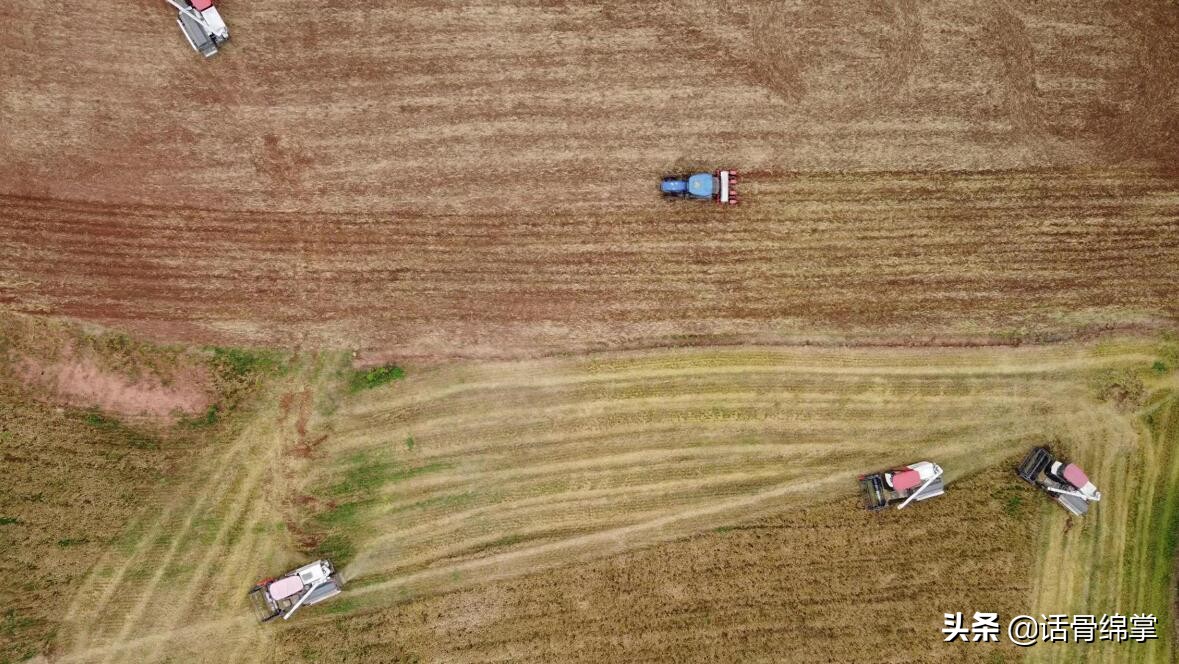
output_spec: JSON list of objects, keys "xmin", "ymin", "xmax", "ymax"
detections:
[
  {"xmin": 1017, "ymin": 446, "xmax": 1101, "ymax": 516},
  {"xmin": 859, "ymin": 461, "xmax": 945, "ymax": 511},
  {"xmin": 164, "ymin": 0, "xmax": 228, "ymax": 57},
  {"xmin": 661, "ymin": 170, "xmax": 738, "ymax": 204},
  {"xmin": 248, "ymin": 560, "xmax": 343, "ymax": 622}
]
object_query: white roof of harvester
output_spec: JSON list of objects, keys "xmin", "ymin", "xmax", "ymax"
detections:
[
  {"xmin": 1062, "ymin": 464, "xmax": 1088, "ymax": 489},
  {"xmin": 268, "ymin": 576, "xmax": 304, "ymax": 601},
  {"xmin": 891, "ymin": 469, "xmax": 921, "ymax": 491}
]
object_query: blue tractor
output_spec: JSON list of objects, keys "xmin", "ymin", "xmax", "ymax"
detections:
[{"xmin": 660, "ymin": 170, "xmax": 738, "ymax": 205}]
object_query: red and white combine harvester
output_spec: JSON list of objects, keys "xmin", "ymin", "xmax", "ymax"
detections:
[
  {"xmin": 163, "ymin": 0, "xmax": 228, "ymax": 57},
  {"xmin": 859, "ymin": 461, "xmax": 945, "ymax": 511},
  {"xmin": 1017, "ymin": 447, "xmax": 1101, "ymax": 516},
  {"xmin": 249, "ymin": 560, "xmax": 343, "ymax": 622}
]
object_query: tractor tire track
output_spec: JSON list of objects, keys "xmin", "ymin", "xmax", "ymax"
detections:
[
  {"xmin": 50, "ymin": 342, "xmax": 1162, "ymax": 663},
  {"xmin": 130, "ymin": 401, "xmax": 303, "ymax": 664},
  {"xmin": 61, "ymin": 426, "xmax": 257, "ymax": 653},
  {"xmin": 58, "ymin": 377, "xmax": 307, "ymax": 664},
  {"xmin": 84, "ymin": 438, "xmax": 257, "ymax": 657}
]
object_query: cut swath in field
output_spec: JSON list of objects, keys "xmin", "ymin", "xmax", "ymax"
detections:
[
  {"xmin": 41, "ymin": 340, "xmax": 1178, "ymax": 664},
  {"xmin": 296, "ymin": 342, "xmax": 1168, "ymax": 610},
  {"xmin": 1027, "ymin": 356, "xmax": 1179, "ymax": 664},
  {"xmin": 279, "ymin": 464, "xmax": 1043, "ymax": 664}
]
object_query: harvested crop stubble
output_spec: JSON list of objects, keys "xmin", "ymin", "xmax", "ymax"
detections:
[
  {"xmin": 280, "ymin": 465, "xmax": 1040, "ymax": 664},
  {"xmin": 2, "ymin": 0, "xmax": 1176, "ymax": 212},
  {"xmin": 298, "ymin": 343, "xmax": 1158, "ymax": 608},
  {"xmin": 46, "ymin": 340, "xmax": 1176, "ymax": 663}
]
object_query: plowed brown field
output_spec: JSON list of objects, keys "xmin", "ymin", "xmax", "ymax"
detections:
[
  {"xmin": 2, "ymin": 170, "xmax": 1178, "ymax": 359},
  {"xmin": 2, "ymin": 1, "xmax": 1178, "ymax": 357}
]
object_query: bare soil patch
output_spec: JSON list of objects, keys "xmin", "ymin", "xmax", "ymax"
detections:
[
  {"xmin": 0, "ymin": 313, "xmax": 214, "ymax": 422},
  {"xmin": 15, "ymin": 354, "xmax": 210, "ymax": 420}
]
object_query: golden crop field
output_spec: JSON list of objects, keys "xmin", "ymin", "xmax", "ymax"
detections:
[{"xmin": 7, "ymin": 325, "xmax": 1168, "ymax": 663}]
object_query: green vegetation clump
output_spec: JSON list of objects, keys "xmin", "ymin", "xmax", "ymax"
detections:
[
  {"xmin": 348, "ymin": 365, "xmax": 405, "ymax": 392},
  {"xmin": 1002, "ymin": 494, "xmax": 1023, "ymax": 518},
  {"xmin": 179, "ymin": 404, "xmax": 220, "ymax": 429},
  {"xmin": 326, "ymin": 450, "xmax": 450, "ymax": 499},
  {"xmin": 313, "ymin": 534, "xmax": 356, "ymax": 569},
  {"xmin": 80, "ymin": 409, "xmax": 158, "ymax": 450},
  {"xmin": 316, "ymin": 501, "xmax": 369, "ymax": 529},
  {"xmin": 0, "ymin": 517, "xmax": 19, "ymax": 526},
  {"xmin": 193, "ymin": 346, "xmax": 287, "ymax": 429},
  {"xmin": 306, "ymin": 448, "xmax": 449, "ymax": 568},
  {"xmin": 987, "ymin": 484, "xmax": 1028, "ymax": 520},
  {"xmin": 209, "ymin": 346, "xmax": 283, "ymax": 380},
  {"xmin": 83, "ymin": 411, "xmax": 118, "ymax": 429}
]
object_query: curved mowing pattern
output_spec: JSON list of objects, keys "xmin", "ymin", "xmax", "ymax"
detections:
[
  {"xmin": 314, "ymin": 345, "xmax": 1159, "ymax": 604},
  {"xmin": 55, "ymin": 342, "xmax": 1171, "ymax": 663},
  {"xmin": 1028, "ymin": 386, "xmax": 1179, "ymax": 664}
]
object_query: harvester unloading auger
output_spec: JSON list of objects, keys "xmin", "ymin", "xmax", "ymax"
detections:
[
  {"xmin": 1017, "ymin": 446, "xmax": 1101, "ymax": 516},
  {"xmin": 859, "ymin": 461, "xmax": 945, "ymax": 511}
]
